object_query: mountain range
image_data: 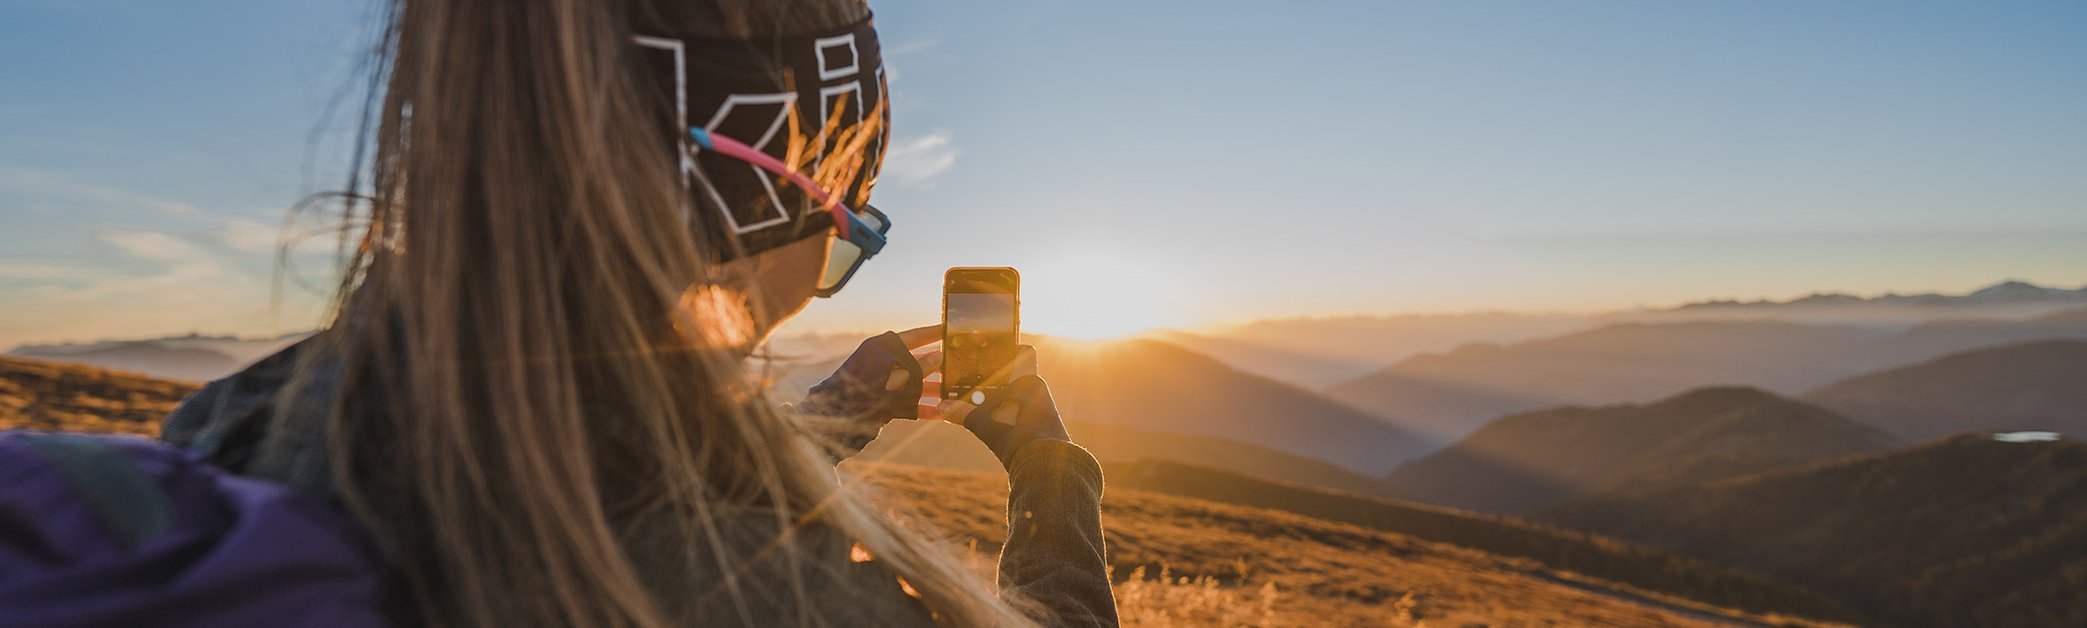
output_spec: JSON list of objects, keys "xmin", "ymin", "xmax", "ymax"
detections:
[
  {"xmin": 1803, "ymin": 340, "xmax": 2087, "ymax": 441},
  {"xmin": 1382, "ymin": 387, "xmax": 1897, "ymax": 514},
  {"xmin": 11, "ymin": 293, "xmax": 2087, "ymax": 626},
  {"xmin": 1675, "ymin": 279, "xmax": 2087, "ymax": 310},
  {"xmin": 1181, "ymin": 280, "xmax": 2087, "ymax": 388},
  {"xmin": 0, "ymin": 354, "xmax": 1853, "ymax": 626},
  {"xmin": 6, "ymin": 332, "xmax": 304, "ymax": 382},
  {"xmin": 1028, "ymin": 339, "xmax": 1434, "ymax": 474},
  {"xmin": 1327, "ymin": 306, "xmax": 2087, "ymax": 442},
  {"xmin": 766, "ymin": 337, "xmax": 1438, "ymax": 476}
]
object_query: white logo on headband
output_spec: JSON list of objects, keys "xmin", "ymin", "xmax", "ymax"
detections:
[{"xmin": 633, "ymin": 31, "xmax": 884, "ymax": 237}]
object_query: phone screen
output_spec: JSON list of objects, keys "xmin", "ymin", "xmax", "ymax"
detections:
[{"xmin": 943, "ymin": 268, "xmax": 1020, "ymax": 401}]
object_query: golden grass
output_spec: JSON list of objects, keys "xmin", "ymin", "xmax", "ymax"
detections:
[
  {"xmin": 849, "ymin": 461, "xmax": 1832, "ymax": 627},
  {"xmin": 0, "ymin": 356, "xmax": 194, "ymax": 436}
]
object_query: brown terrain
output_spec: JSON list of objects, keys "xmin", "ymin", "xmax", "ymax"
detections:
[
  {"xmin": 1541, "ymin": 434, "xmax": 2087, "ymax": 628},
  {"xmin": 2, "ymin": 354, "xmax": 1845, "ymax": 627}
]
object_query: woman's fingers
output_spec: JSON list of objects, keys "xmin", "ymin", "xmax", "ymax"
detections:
[
  {"xmin": 1011, "ymin": 345, "xmax": 1038, "ymax": 379},
  {"xmin": 896, "ymin": 325, "xmax": 943, "ymax": 350},
  {"xmin": 879, "ymin": 349, "xmax": 942, "ymax": 393},
  {"xmin": 936, "ymin": 399, "xmax": 976, "ymax": 426},
  {"xmin": 985, "ymin": 345, "xmax": 1039, "ymax": 382}
]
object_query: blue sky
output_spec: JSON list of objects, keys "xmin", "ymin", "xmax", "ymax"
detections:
[{"xmin": 3, "ymin": 0, "xmax": 2084, "ymax": 344}]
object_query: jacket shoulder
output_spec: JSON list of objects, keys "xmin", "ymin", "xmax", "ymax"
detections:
[{"xmin": 159, "ymin": 338, "xmax": 313, "ymax": 462}]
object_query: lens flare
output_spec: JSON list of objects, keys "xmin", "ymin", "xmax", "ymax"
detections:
[{"xmin": 1020, "ymin": 252, "xmax": 1187, "ymax": 340}]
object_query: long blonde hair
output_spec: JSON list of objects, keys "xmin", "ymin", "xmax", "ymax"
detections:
[{"xmin": 289, "ymin": 0, "xmax": 1035, "ymax": 625}]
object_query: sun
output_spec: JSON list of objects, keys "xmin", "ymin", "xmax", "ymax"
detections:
[{"xmin": 1019, "ymin": 252, "xmax": 1186, "ymax": 340}]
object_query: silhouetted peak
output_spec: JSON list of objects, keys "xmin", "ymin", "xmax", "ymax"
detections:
[
  {"xmin": 1969, "ymin": 280, "xmax": 2073, "ymax": 301},
  {"xmin": 1650, "ymin": 386, "xmax": 1806, "ymax": 417}
]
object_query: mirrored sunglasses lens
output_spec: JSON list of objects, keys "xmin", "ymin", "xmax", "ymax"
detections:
[{"xmin": 819, "ymin": 237, "xmax": 865, "ymax": 290}]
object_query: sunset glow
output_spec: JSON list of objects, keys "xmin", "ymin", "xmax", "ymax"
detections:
[{"xmin": 1019, "ymin": 252, "xmax": 1190, "ymax": 340}]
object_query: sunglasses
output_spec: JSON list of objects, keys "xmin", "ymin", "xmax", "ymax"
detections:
[{"xmin": 688, "ymin": 128, "xmax": 891, "ymax": 297}]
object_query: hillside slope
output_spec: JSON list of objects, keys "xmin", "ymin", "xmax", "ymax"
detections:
[
  {"xmin": 856, "ymin": 419, "xmax": 1395, "ymax": 496},
  {"xmin": 1325, "ymin": 309, "xmax": 2087, "ymax": 443},
  {"xmin": 1102, "ymin": 459, "xmax": 1858, "ymax": 624},
  {"xmin": 859, "ymin": 462, "xmax": 1839, "ymax": 627},
  {"xmin": 1035, "ymin": 339, "xmax": 1436, "ymax": 475},
  {"xmin": 1540, "ymin": 434, "xmax": 2087, "ymax": 628},
  {"xmin": 1804, "ymin": 340, "xmax": 2087, "ymax": 440},
  {"xmin": 1156, "ymin": 313, "xmax": 1592, "ymax": 388},
  {"xmin": 0, "ymin": 356, "xmax": 194, "ymax": 436},
  {"xmin": 1383, "ymin": 387, "xmax": 1896, "ymax": 513},
  {"xmin": 772, "ymin": 337, "xmax": 1436, "ymax": 475}
]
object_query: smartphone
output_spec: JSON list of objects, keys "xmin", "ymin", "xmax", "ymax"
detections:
[{"xmin": 942, "ymin": 267, "xmax": 1020, "ymax": 403}]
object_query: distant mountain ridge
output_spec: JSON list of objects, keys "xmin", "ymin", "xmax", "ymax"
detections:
[
  {"xmin": 1804, "ymin": 340, "xmax": 2087, "ymax": 441},
  {"xmin": 1181, "ymin": 280, "xmax": 2087, "ymax": 387},
  {"xmin": 1676, "ymin": 279, "xmax": 2087, "ymax": 310},
  {"xmin": 1326, "ymin": 320, "xmax": 1888, "ymax": 442},
  {"xmin": 1031, "ymin": 338, "xmax": 1436, "ymax": 475},
  {"xmin": 1383, "ymin": 387, "xmax": 1897, "ymax": 514},
  {"xmin": 8, "ymin": 332, "xmax": 305, "ymax": 382},
  {"xmin": 768, "ymin": 336, "xmax": 1439, "ymax": 476},
  {"xmin": 1540, "ymin": 433, "xmax": 2087, "ymax": 628},
  {"xmin": 1328, "ymin": 306, "xmax": 2087, "ymax": 442}
]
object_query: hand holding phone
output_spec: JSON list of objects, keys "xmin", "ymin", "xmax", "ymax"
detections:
[{"xmin": 946, "ymin": 350, "xmax": 1071, "ymax": 468}]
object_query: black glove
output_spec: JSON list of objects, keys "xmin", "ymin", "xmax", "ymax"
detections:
[
  {"xmin": 960, "ymin": 374, "xmax": 1072, "ymax": 469},
  {"xmin": 796, "ymin": 331, "xmax": 928, "ymax": 457}
]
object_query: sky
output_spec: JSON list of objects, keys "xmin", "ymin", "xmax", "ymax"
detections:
[{"xmin": 2, "ymin": 0, "xmax": 2084, "ymax": 345}]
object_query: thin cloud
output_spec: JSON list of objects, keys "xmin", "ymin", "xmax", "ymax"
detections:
[
  {"xmin": 881, "ymin": 132, "xmax": 958, "ymax": 185},
  {"xmin": 0, "ymin": 165, "xmax": 204, "ymax": 218},
  {"xmin": 0, "ymin": 223, "xmax": 332, "ymax": 348}
]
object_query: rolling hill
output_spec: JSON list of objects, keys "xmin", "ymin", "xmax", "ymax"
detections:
[
  {"xmin": 777, "ymin": 337, "xmax": 1438, "ymax": 476},
  {"xmin": 1841, "ymin": 306, "xmax": 2087, "ymax": 374},
  {"xmin": 853, "ymin": 419, "xmax": 1397, "ymax": 496},
  {"xmin": 1382, "ymin": 387, "xmax": 1896, "ymax": 514},
  {"xmin": 1031, "ymin": 339, "xmax": 1435, "ymax": 474},
  {"xmin": 859, "ymin": 462, "xmax": 1842, "ymax": 627},
  {"xmin": 1539, "ymin": 433, "xmax": 2087, "ymax": 628},
  {"xmin": 1325, "ymin": 321, "xmax": 1885, "ymax": 442},
  {"xmin": 1325, "ymin": 307, "xmax": 2087, "ymax": 443},
  {"xmin": 1156, "ymin": 313, "xmax": 1592, "ymax": 388},
  {"xmin": 1804, "ymin": 340, "xmax": 2087, "ymax": 441},
  {"xmin": 1101, "ymin": 459, "xmax": 1859, "ymax": 624}
]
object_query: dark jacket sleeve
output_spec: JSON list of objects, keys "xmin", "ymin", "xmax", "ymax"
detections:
[{"xmin": 995, "ymin": 439, "xmax": 1118, "ymax": 627}]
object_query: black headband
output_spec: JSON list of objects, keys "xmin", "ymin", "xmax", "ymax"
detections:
[{"xmin": 632, "ymin": 16, "xmax": 887, "ymax": 260}]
